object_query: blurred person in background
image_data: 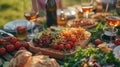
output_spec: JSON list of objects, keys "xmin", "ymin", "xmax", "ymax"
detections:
[{"xmin": 32, "ymin": 0, "xmax": 62, "ymax": 12}]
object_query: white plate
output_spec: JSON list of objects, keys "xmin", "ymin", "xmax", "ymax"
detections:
[
  {"xmin": 4, "ymin": 20, "xmax": 35, "ymax": 32},
  {"xmin": 113, "ymin": 45, "xmax": 120, "ymax": 60},
  {"xmin": 0, "ymin": 29, "xmax": 14, "ymax": 37}
]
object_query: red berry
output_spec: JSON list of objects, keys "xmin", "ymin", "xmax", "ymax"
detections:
[
  {"xmin": 19, "ymin": 47, "xmax": 26, "ymax": 50},
  {"xmin": 65, "ymin": 44, "xmax": 71, "ymax": 50},
  {"xmin": 0, "ymin": 47, "xmax": 6, "ymax": 55},
  {"xmin": 6, "ymin": 45, "xmax": 15, "ymax": 52},
  {"xmin": 52, "ymin": 44, "xmax": 58, "ymax": 50},
  {"xmin": 70, "ymin": 36, "xmax": 77, "ymax": 43},
  {"xmin": 94, "ymin": 39, "xmax": 102, "ymax": 46},
  {"xmin": 11, "ymin": 37, "xmax": 18, "ymax": 43},
  {"xmin": 23, "ymin": 42, "xmax": 29, "ymax": 49},
  {"xmin": 114, "ymin": 39, "xmax": 120, "ymax": 46},
  {"xmin": 15, "ymin": 41, "xmax": 22, "ymax": 49},
  {"xmin": 59, "ymin": 44, "xmax": 64, "ymax": 50}
]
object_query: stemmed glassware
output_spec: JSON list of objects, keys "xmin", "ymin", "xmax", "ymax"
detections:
[
  {"xmin": 24, "ymin": 0, "xmax": 39, "ymax": 39},
  {"xmin": 105, "ymin": 16, "xmax": 120, "ymax": 48},
  {"xmin": 80, "ymin": 0, "xmax": 94, "ymax": 18}
]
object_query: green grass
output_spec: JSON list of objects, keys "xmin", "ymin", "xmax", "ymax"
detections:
[{"xmin": 0, "ymin": 0, "xmax": 81, "ymax": 28}]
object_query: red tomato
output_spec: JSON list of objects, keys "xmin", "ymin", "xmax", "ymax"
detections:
[
  {"xmin": 19, "ymin": 47, "xmax": 26, "ymax": 50},
  {"xmin": 68, "ymin": 41, "xmax": 74, "ymax": 47},
  {"xmin": 65, "ymin": 44, "xmax": 71, "ymax": 50},
  {"xmin": 23, "ymin": 42, "xmax": 29, "ymax": 49},
  {"xmin": 94, "ymin": 39, "xmax": 102, "ymax": 46},
  {"xmin": 52, "ymin": 44, "xmax": 58, "ymax": 50},
  {"xmin": 0, "ymin": 39, "xmax": 6, "ymax": 45},
  {"xmin": 59, "ymin": 44, "xmax": 64, "ymax": 50},
  {"xmin": 6, "ymin": 45, "xmax": 15, "ymax": 52},
  {"xmin": 11, "ymin": 37, "xmax": 18, "ymax": 43},
  {"xmin": 70, "ymin": 36, "xmax": 77, "ymax": 43},
  {"xmin": 15, "ymin": 41, "xmax": 22, "ymax": 49},
  {"xmin": 0, "ymin": 47, "xmax": 6, "ymax": 55},
  {"xmin": 114, "ymin": 39, "xmax": 120, "ymax": 46},
  {"xmin": 2, "ymin": 37, "xmax": 11, "ymax": 41}
]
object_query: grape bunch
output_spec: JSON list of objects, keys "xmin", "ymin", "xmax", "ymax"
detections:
[{"xmin": 33, "ymin": 33, "xmax": 54, "ymax": 48}]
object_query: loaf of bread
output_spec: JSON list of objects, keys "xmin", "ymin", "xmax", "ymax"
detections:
[{"xmin": 10, "ymin": 50, "xmax": 60, "ymax": 67}]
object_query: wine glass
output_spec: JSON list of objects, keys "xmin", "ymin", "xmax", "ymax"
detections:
[
  {"xmin": 116, "ymin": 0, "xmax": 120, "ymax": 16},
  {"xmin": 80, "ymin": 0, "xmax": 94, "ymax": 18},
  {"xmin": 24, "ymin": 0, "xmax": 39, "ymax": 39},
  {"xmin": 105, "ymin": 16, "xmax": 120, "ymax": 48}
]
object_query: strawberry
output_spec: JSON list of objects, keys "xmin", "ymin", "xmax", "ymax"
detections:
[
  {"xmin": 94, "ymin": 39, "xmax": 102, "ymax": 46},
  {"xmin": 19, "ymin": 47, "xmax": 26, "ymax": 50},
  {"xmin": 15, "ymin": 41, "xmax": 22, "ymax": 49},
  {"xmin": 52, "ymin": 44, "xmax": 58, "ymax": 49},
  {"xmin": 23, "ymin": 42, "xmax": 29, "ymax": 49},
  {"xmin": 65, "ymin": 44, "xmax": 71, "ymax": 50},
  {"xmin": 0, "ymin": 47, "xmax": 6, "ymax": 55},
  {"xmin": 59, "ymin": 44, "xmax": 64, "ymax": 50},
  {"xmin": 114, "ymin": 39, "xmax": 120, "ymax": 46},
  {"xmin": 6, "ymin": 45, "xmax": 15, "ymax": 52},
  {"xmin": 11, "ymin": 37, "xmax": 18, "ymax": 43}
]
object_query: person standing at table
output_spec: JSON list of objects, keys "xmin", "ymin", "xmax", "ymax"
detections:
[{"xmin": 31, "ymin": 0, "xmax": 62, "ymax": 12}]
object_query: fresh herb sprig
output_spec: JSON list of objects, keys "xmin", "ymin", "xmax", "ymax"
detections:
[{"xmin": 90, "ymin": 19, "xmax": 106, "ymax": 43}]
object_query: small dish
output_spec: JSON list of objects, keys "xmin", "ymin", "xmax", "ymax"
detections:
[{"xmin": 4, "ymin": 20, "xmax": 35, "ymax": 33}]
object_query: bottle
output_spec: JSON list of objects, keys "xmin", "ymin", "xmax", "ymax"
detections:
[
  {"xmin": 46, "ymin": 0, "xmax": 57, "ymax": 27},
  {"xmin": 57, "ymin": 10, "xmax": 67, "ymax": 26}
]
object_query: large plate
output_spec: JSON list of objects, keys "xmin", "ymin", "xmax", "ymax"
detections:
[
  {"xmin": 67, "ymin": 18, "xmax": 98, "ymax": 29},
  {"xmin": 4, "ymin": 20, "xmax": 35, "ymax": 33},
  {"xmin": 113, "ymin": 46, "xmax": 120, "ymax": 60},
  {"xmin": 0, "ymin": 29, "xmax": 14, "ymax": 37}
]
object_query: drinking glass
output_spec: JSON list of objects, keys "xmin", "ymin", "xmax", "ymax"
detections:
[
  {"xmin": 116, "ymin": 0, "xmax": 120, "ymax": 16},
  {"xmin": 105, "ymin": 16, "xmax": 120, "ymax": 48},
  {"xmin": 16, "ymin": 26, "xmax": 27, "ymax": 40},
  {"xmin": 24, "ymin": 0, "xmax": 39, "ymax": 39},
  {"xmin": 80, "ymin": 0, "xmax": 94, "ymax": 18}
]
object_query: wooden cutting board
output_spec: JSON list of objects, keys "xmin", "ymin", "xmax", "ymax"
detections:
[{"xmin": 29, "ymin": 31, "xmax": 91, "ymax": 59}]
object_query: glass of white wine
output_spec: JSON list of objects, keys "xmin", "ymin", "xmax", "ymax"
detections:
[
  {"xmin": 106, "ymin": 16, "xmax": 120, "ymax": 48},
  {"xmin": 24, "ymin": 0, "xmax": 39, "ymax": 39},
  {"xmin": 80, "ymin": 0, "xmax": 94, "ymax": 18}
]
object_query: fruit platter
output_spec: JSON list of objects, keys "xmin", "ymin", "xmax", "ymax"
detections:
[{"xmin": 29, "ymin": 27, "xmax": 91, "ymax": 59}]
